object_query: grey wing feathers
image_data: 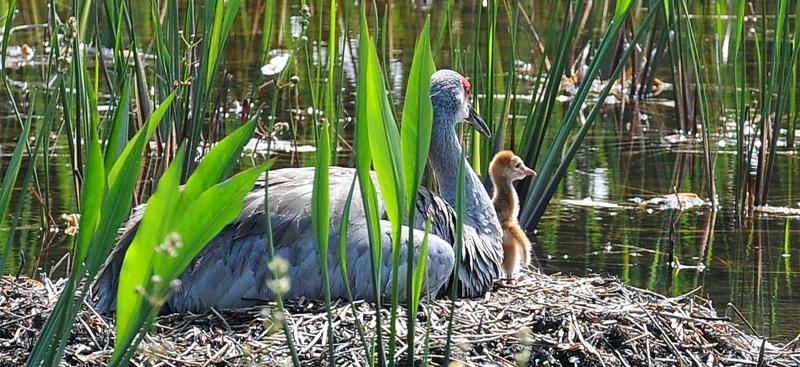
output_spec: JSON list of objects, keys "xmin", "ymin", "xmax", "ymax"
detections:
[
  {"xmin": 93, "ymin": 167, "xmax": 460, "ymax": 313},
  {"xmin": 413, "ymin": 181, "xmax": 502, "ymax": 298}
]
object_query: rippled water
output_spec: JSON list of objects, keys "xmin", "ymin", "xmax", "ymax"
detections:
[{"xmin": 1, "ymin": 1, "xmax": 798, "ymax": 341}]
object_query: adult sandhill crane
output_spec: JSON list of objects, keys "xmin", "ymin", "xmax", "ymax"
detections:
[{"xmin": 93, "ymin": 70, "xmax": 504, "ymax": 313}]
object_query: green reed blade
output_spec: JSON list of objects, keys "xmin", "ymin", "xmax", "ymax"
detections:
[
  {"xmin": 532, "ymin": 3, "xmax": 660, "ymax": 227},
  {"xmin": 356, "ymin": 6, "xmax": 387, "ymax": 363},
  {"xmin": 357, "ymin": 6, "xmax": 407, "ymax": 365},
  {"xmin": 520, "ymin": 0, "xmax": 640, "ymax": 228},
  {"xmin": 26, "ymin": 93, "xmax": 175, "ymax": 367},
  {"xmin": 337, "ymin": 174, "xmax": 374, "ymax": 366},
  {"xmin": 788, "ymin": 0, "xmax": 800, "ymax": 148},
  {"xmin": 469, "ymin": 1, "xmax": 482, "ymax": 174},
  {"xmin": 186, "ymin": 0, "xmax": 243, "ymax": 176},
  {"xmin": 490, "ymin": 0, "xmax": 519, "ymax": 159},
  {"xmin": 260, "ymin": 0, "xmax": 277, "ymax": 64},
  {"xmin": 314, "ymin": 0, "xmax": 337, "ymax": 363},
  {"xmin": 481, "ymin": 0, "xmax": 498, "ymax": 170},
  {"xmin": 400, "ymin": 18, "xmax": 435, "ymax": 361},
  {"xmin": 444, "ymin": 146, "xmax": 466, "ymax": 366},
  {"xmin": 762, "ymin": 0, "xmax": 795, "ymax": 204},
  {"xmin": 411, "ymin": 218, "xmax": 432, "ymax": 315},
  {"xmin": 520, "ymin": 1, "xmax": 583, "ymax": 168},
  {"xmin": 433, "ymin": 0, "xmax": 452, "ymax": 56},
  {"xmin": 0, "ymin": 96, "xmax": 32, "ymax": 272},
  {"xmin": 103, "ymin": 74, "xmax": 132, "ymax": 171},
  {"xmin": 678, "ymin": 0, "xmax": 717, "ymax": 209}
]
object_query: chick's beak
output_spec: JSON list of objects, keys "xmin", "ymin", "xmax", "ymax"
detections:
[
  {"xmin": 523, "ymin": 167, "xmax": 536, "ymax": 176},
  {"xmin": 467, "ymin": 108, "xmax": 491, "ymax": 138}
]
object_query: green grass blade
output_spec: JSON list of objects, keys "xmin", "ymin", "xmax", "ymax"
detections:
[{"xmin": 0, "ymin": 110, "xmax": 30, "ymax": 234}]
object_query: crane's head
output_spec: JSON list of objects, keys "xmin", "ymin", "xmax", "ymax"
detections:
[{"xmin": 430, "ymin": 69, "xmax": 491, "ymax": 138}]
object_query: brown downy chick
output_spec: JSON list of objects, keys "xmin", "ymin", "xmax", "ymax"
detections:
[{"xmin": 489, "ymin": 150, "xmax": 536, "ymax": 283}]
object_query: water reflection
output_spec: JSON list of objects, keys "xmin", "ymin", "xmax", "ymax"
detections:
[{"xmin": 539, "ymin": 119, "xmax": 799, "ymax": 340}]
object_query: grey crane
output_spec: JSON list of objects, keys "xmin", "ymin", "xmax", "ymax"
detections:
[{"xmin": 93, "ymin": 69, "xmax": 504, "ymax": 313}]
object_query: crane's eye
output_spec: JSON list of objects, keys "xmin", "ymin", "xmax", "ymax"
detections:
[{"xmin": 515, "ymin": 163, "xmax": 521, "ymax": 168}]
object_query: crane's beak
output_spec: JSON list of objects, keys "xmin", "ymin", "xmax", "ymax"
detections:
[{"xmin": 466, "ymin": 108, "xmax": 491, "ymax": 138}]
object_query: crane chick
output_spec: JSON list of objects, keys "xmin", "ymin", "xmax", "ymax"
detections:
[{"xmin": 489, "ymin": 150, "xmax": 536, "ymax": 284}]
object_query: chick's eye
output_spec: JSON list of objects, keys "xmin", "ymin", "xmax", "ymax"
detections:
[{"xmin": 515, "ymin": 163, "xmax": 521, "ymax": 168}]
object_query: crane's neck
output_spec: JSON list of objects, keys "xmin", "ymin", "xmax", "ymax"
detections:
[{"xmin": 429, "ymin": 122, "xmax": 502, "ymax": 237}]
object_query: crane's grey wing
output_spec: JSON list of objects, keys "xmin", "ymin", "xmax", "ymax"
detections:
[
  {"xmin": 168, "ymin": 167, "xmax": 454, "ymax": 311},
  {"xmin": 94, "ymin": 167, "xmax": 455, "ymax": 313},
  {"xmin": 413, "ymin": 186, "xmax": 503, "ymax": 298}
]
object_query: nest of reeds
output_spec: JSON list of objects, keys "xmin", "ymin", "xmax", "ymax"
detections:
[{"xmin": 2, "ymin": 271, "xmax": 799, "ymax": 366}]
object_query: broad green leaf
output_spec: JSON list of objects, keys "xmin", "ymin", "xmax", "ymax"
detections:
[
  {"xmin": 401, "ymin": 19, "xmax": 435, "ymax": 214},
  {"xmin": 180, "ymin": 119, "xmax": 257, "ymax": 206},
  {"xmin": 312, "ymin": 95, "xmax": 332, "ymax": 350},
  {"xmin": 360, "ymin": 8, "xmax": 409, "ymax": 362},
  {"xmin": 107, "ymin": 93, "xmax": 176, "ymax": 188},
  {"xmin": 355, "ymin": 8, "xmax": 387, "ymax": 362},
  {"xmin": 400, "ymin": 17, "xmax": 435, "ymax": 360},
  {"xmin": 75, "ymin": 108, "xmax": 106, "ymax": 264},
  {"xmin": 87, "ymin": 93, "xmax": 177, "ymax": 272},
  {"xmin": 75, "ymin": 68, "xmax": 105, "ymax": 264},
  {"xmin": 364, "ymin": 39, "xmax": 405, "ymax": 228},
  {"xmin": 356, "ymin": 6, "xmax": 385, "ymax": 289},
  {"xmin": 113, "ymin": 145, "xmax": 185, "ymax": 358},
  {"xmin": 158, "ymin": 161, "xmax": 271, "ymax": 280}
]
